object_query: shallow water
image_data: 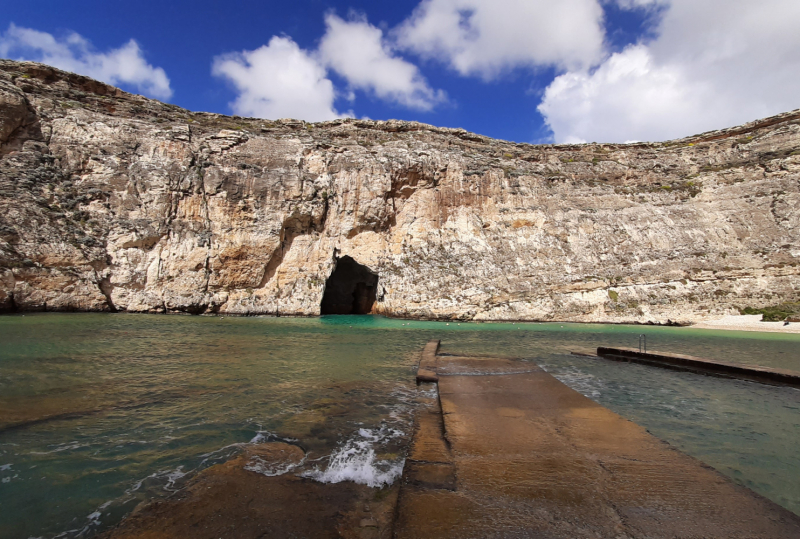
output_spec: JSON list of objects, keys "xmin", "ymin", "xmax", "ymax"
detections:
[{"xmin": 0, "ymin": 314, "xmax": 798, "ymax": 538}]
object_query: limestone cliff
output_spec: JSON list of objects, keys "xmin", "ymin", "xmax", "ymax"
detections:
[{"xmin": 1, "ymin": 60, "xmax": 799, "ymax": 323}]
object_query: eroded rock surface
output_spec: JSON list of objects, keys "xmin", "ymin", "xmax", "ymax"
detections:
[{"xmin": 1, "ymin": 59, "xmax": 799, "ymax": 322}]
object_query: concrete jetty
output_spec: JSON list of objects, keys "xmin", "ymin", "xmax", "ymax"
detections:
[
  {"xmin": 596, "ymin": 346, "xmax": 800, "ymax": 387},
  {"xmin": 397, "ymin": 340, "xmax": 800, "ymax": 538}
]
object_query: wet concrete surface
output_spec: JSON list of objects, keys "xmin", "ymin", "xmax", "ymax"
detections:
[{"xmin": 397, "ymin": 342, "xmax": 800, "ymax": 538}]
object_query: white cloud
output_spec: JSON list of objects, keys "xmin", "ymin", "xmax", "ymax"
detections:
[
  {"xmin": 0, "ymin": 24, "xmax": 172, "ymax": 99},
  {"xmin": 539, "ymin": 45, "xmax": 710, "ymax": 143},
  {"xmin": 212, "ymin": 36, "xmax": 346, "ymax": 122},
  {"xmin": 213, "ymin": 13, "xmax": 446, "ymax": 121},
  {"xmin": 394, "ymin": 0, "xmax": 606, "ymax": 79},
  {"xmin": 318, "ymin": 14, "xmax": 445, "ymax": 111},
  {"xmin": 539, "ymin": 0, "xmax": 800, "ymax": 143}
]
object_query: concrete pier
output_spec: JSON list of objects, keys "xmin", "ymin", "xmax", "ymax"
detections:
[
  {"xmin": 397, "ymin": 341, "xmax": 800, "ymax": 538},
  {"xmin": 596, "ymin": 346, "xmax": 800, "ymax": 387}
]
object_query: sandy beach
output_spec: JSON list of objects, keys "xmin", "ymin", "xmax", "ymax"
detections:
[{"xmin": 691, "ymin": 314, "xmax": 800, "ymax": 334}]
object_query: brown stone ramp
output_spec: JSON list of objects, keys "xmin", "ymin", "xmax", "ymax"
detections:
[{"xmin": 397, "ymin": 344, "xmax": 800, "ymax": 538}]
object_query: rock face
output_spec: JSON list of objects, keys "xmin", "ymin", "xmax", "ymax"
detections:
[{"xmin": 1, "ymin": 60, "xmax": 799, "ymax": 323}]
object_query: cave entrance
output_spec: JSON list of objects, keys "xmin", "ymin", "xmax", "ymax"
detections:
[{"xmin": 320, "ymin": 256, "xmax": 378, "ymax": 315}]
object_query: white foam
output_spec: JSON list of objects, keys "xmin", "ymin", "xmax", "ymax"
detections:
[
  {"xmin": 249, "ymin": 432, "xmax": 269, "ymax": 444},
  {"xmin": 163, "ymin": 466, "xmax": 187, "ymax": 491},
  {"xmin": 125, "ymin": 472, "xmax": 155, "ymax": 494},
  {"xmin": 122, "ymin": 465, "xmax": 190, "ymax": 497},
  {"xmin": 302, "ymin": 427, "xmax": 405, "ymax": 488},
  {"xmin": 410, "ymin": 385, "xmax": 438, "ymax": 400}
]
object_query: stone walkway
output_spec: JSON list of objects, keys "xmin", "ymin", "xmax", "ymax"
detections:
[{"xmin": 396, "ymin": 341, "xmax": 800, "ymax": 538}]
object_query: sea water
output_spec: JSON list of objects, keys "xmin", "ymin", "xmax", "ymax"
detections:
[{"xmin": 0, "ymin": 314, "xmax": 798, "ymax": 538}]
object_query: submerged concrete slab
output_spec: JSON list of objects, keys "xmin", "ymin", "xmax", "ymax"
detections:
[
  {"xmin": 598, "ymin": 346, "xmax": 800, "ymax": 387},
  {"xmin": 396, "ymin": 344, "xmax": 800, "ymax": 538}
]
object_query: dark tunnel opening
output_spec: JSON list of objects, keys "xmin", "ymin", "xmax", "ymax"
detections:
[{"xmin": 320, "ymin": 256, "xmax": 379, "ymax": 315}]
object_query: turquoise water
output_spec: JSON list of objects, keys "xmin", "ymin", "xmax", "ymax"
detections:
[{"xmin": 0, "ymin": 314, "xmax": 798, "ymax": 538}]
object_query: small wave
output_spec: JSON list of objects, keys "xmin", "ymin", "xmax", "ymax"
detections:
[
  {"xmin": 195, "ymin": 430, "xmax": 300, "ymax": 470},
  {"xmin": 301, "ymin": 427, "xmax": 405, "ymax": 488},
  {"xmin": 540, "ymin": 364, "xmax": 604, "ymax": 399},
  {"xmin": 53, "ymin": 509, "xmax": 104, "ymax": 539},
  {"xmin": 299, "ymin": 383, "xmax": 434, "ymax": 488},
  {"xmin": 249, "ymin": 430, "xmax": 297, "ymax": 444},
  {"xmin": 244, "ymin": 454, "xmax": 305, "ymax": 477},
  {"xmin": 52, "ymin": 464, "xmax": 194, "ymax": 538},
  {"xmin": 29, "ymin": 441, "xmax": 84, "ymax": 455}
]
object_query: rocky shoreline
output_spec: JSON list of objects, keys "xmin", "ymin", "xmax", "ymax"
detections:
[{"xmin": 1, "ymin": 60, "xmax": 799, "ymax": 323}]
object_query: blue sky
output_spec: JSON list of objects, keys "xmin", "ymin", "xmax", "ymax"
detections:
[{"xmin": 2, "ymin": 0, "xmax": 799, "ymax": 143}]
